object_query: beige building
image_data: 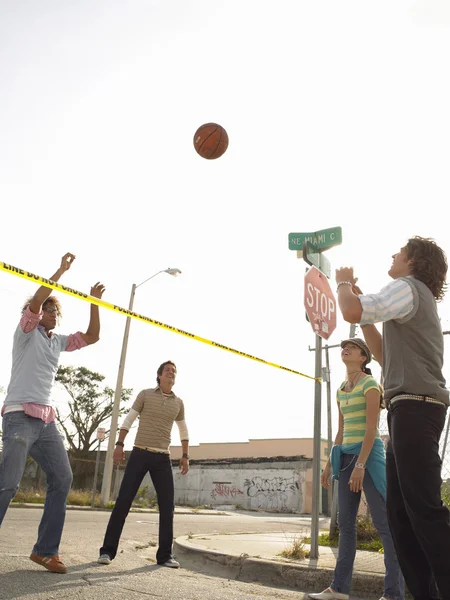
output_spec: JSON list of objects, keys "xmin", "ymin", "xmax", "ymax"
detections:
[{"xmin": 171, "ymin": 437, "xmax": 329, "ymax": 463}]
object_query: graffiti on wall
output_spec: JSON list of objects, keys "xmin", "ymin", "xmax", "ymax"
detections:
[
  {"xmin": 210, "ymin": 481, "xmax": 244, "ymax": 500},
  {"xmin": 244, "ymin": 476, "xmax": 299, "ymax": 512}
]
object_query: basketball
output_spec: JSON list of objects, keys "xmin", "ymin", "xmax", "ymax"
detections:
[{"xmin": 193, "ymin": 123, "xmax": 229, "ymax": 160}]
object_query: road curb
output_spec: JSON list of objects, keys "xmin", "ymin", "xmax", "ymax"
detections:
[
  {"xmin": 174, "ymin": 535, "xmax": 385, "ymax": 597},
  {"xmin": 10, "ymin": 503, "xmax": 227, "ymax": 516}
]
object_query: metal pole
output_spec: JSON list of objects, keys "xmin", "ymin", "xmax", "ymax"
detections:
[
  {"xmin": 329, "ymin": 323, "xmax": 356, "ymax": 536},
  {"xmin": 310, "ymin": 334, "xmax": 322, "ymax": 560},
  {"xmin": 91, "ymin": 440, "xmax": 102, "ymax": 508},
  {"xmin": 442, "ymin": 413, "xmax": 450, "ymax": 461},
  {"xmin": 100, "ymin": 283, "xmax": 136, "ymax": 506},
  {"xmin": 325, "ymin": 345, "xmax": 333, "ymax": 517}
]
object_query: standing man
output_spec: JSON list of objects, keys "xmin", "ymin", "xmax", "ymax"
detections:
[
  {"xmin": 98, "ymin": 360, "xmax": 189, "ymax": 568},
  {"xmin": 0, "ymin": 253, "xmax": 105, "ymax": 574},
  {"xmin": 336, "ymin": 236, "xmax": 450, "ymax": 600}
]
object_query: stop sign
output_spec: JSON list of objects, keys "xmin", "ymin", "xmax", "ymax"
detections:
[{"xmin": 304, "ymin": 266, "xmax": 337, "ymax": 340}]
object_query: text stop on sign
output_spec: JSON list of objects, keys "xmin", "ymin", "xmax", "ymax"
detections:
[{"xmin": 304, "ymin": 266, "xmax": 337, "ymax": 340}]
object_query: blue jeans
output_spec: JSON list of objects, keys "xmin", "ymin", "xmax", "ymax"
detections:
[
  {"xmin": 331, "ymin": 453, "xmax": 404, "ymax": 599},
  {"xmin": 0, "ymin": 412, "xmax": 73, "ymax": 556}
]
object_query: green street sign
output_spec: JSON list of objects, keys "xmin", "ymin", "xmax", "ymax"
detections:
[
  {"xmin": 288, "ymin": 226, "xmax": 342, "ymax": 252},
  {"xmin": 303, "ymin": 241, "xmax": 331, "ymax": 278}
]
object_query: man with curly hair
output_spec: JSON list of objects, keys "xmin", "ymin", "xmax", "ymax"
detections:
[
  {"xmin": 336, "ymin": 237, "xmax": 450, "ymax": 600},
  {"xmin": 0, "ymin": 253, "xmax": 105, "ymax": 574}
]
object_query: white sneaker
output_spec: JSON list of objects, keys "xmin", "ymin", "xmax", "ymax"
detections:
[
  {"xmin": 309, "ymin": 588, "xmax": 349, "ymax": 600},
  {"xmin": 160, "ymin": 558, "xmax": 180, "ymax": 568},
  {"xmin": 97, "ymin": 554, "xmax": 111, "ymax": 565}
]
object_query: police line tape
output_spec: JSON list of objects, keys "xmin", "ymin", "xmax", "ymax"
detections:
[{"xmin": 0, "ymin": 261, "xmax": 317, "ymax": 382}]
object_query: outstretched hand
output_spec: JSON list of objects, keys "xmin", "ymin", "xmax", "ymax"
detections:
[
  {"xmin": 60, "ymin": 253, "xmax": 75, "ymax": 272},
  {"xmin": 90, "ymin": 282, "xmax": 106, "ymax": 299},
  {"xmin": 335, "ymin": 267, "xmax": 357, "ymax": 285}
]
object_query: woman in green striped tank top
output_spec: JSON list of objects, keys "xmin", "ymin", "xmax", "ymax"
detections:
[{"xmin": 309, "ymin": 338, "xmax": 404, "ymax": 600}]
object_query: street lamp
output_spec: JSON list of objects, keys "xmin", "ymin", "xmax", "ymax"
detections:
[{"xmin": 100, "ymin": 268, "xmax": 182, "ymax": 505}]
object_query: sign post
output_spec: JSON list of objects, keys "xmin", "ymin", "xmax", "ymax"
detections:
[
  {"xmin": 289, "ymin": 226, "xmax": 342, "ymax": 560},
  {"xmin": 310, "ymin": 333, "xmax": 322, "ymax": 559}
]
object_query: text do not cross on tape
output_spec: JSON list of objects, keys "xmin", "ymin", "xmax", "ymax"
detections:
[{"xmin": 0, "ymin": 261, "xmax": 317, "ymax": 382}]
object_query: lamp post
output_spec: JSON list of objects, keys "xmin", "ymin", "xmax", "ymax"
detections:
[{"xmin": 100, "ymin": 268, "xmax": 181, "ymax": 505}]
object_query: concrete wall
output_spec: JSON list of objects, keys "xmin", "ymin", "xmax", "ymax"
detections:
[{"xmin": 119, "ymin": 458, "xmax": 312, "ymax": 513}]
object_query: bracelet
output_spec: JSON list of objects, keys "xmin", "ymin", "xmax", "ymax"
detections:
[
  {"xmin": 336, "ymin": 281, "xmax": 353, "ymax": 292},
  {"xmin": 115, "ymin": 441, "xmax": 124, "ymax": 447},
  {"xmin": 355, "ymin": 461, "xmax": 365, "ymax": 469}
]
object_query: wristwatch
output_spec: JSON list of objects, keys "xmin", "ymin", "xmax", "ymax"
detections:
[
  {"xmin": 115, "ymin": 441, "xmax": 124, "ymax": 447},
  {"xmin": 182, "ymin": 453, "xmax": 190, "ymax": 459}
]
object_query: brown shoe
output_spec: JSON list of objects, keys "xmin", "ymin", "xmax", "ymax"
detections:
[{"xmin": 30, "ymin": 553, "xmax": 67, "ymax": 574}]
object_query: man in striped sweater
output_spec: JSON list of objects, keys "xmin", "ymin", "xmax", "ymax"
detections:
[{"xmin": 98, "ymin": 360, "xmax": 189, "ymax": 568}]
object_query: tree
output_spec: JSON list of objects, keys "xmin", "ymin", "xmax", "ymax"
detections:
[{"xmin": 55, "ymin": 366, "xmax": 132, "ymax": 457}]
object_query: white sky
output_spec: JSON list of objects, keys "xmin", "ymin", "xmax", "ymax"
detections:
[{"xmin": 1, "ymin": 1, "xmax": 450, "ymax": 450}]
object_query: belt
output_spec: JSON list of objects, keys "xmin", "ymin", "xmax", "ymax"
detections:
[
  {"xmin": 388, "ymin": 394, "xmax": 446, "ymax": 408},
  {"xmin": 134, "ymin": 445, "xmax": 169, "ymax": 455}
]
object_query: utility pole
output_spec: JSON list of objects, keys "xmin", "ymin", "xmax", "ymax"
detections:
[
  {"xmin": 309, "ymin": 323, "xmax": 356, "ymax": 537},
  {"xmin": 324, "ymin": 345, "xmax": 333, "ymax": 518},
  {"xmin": 310, "ymin": 334, "xmax": 323, "ymax": 559}
]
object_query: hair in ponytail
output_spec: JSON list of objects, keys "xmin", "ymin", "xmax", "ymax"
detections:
[{"xmin": 362, "ymin": 362, "xmax": 385, "ymax": 408}]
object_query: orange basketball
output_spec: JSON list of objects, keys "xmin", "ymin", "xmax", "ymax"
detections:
[{"xmin": 193, "ymin": 123, "xmax": 229, "ymax": 160}]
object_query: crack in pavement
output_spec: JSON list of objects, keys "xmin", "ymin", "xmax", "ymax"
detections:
[{"xmin": 117, "ymin": 587, "xmax": 162, "ymax": 597}]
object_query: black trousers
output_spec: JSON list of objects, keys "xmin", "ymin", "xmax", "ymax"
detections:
[
  {"xmin": 386, "ymin": 400, "xmax": 450, "ymax": 600},
  {"xmin": 100, "ymin": 447, "xmax": 174, "ymax": 564}
]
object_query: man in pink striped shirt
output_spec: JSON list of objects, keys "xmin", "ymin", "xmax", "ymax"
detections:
[{"xmin": 0, "ymin": 252, "xmax": 105, "ymax": 574}]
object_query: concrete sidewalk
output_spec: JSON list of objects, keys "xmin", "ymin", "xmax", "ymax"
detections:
[{"xmin": 174, "ymin": 531, "xmax": 388, "ymax": 598}]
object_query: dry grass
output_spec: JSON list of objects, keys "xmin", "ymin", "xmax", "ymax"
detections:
[
  {"xmin": 13, "ymin": 489, "xmax": 97, "ymax": 506},
  {"xmin": 12, "ymin": 487, "xmax": 152, "ymax": 510},
  {"xmin": 278, "ymin": 536, "xmax": 309, "ymax": 560}
]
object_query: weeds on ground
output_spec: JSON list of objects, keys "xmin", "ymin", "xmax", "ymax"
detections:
[
  {"xmin": 278, "ymin": 536, "xmax": 309, "ymax": 560},
  {"xmin": 305, "ymin": 516, "xmax": 383, "ymax": 553}
]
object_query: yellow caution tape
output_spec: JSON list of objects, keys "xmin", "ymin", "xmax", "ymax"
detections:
[{"xmin": 0, "ymin": 261, "xmax": 317, "ymax": 381}]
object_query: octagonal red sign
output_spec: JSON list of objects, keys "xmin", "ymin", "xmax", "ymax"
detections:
[{"xmin": 304, "ymin": 266, "xmax": 337, "ymax": 340}]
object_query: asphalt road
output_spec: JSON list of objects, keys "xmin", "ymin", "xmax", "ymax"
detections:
[{"xmin": 0, "ymin": 506, "xmax": 323, "ymax": 600}]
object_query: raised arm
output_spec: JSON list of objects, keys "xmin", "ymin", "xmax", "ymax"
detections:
[
  {"xmin": 29, "ymin": 253, "xmax": 75, "ymax": 314},
  {"xmin": 80, "ymin": 282, "xmax": 106, "ymax": 346},
  {"xmin": 335, "ymin": 267, "xmax": 363, "ymax": 324}
]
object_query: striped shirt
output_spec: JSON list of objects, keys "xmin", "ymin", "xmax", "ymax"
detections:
[
  {"xmin": 337, "ymin": 375, "xmax": 381, "ymax": 445},
  {"xmin": 132, "ymin": 386, "xmax": 186, "ymax": 453},
  {"xmin": 359, "ymin": 279, "xmax": 414, "ymax": 325}
]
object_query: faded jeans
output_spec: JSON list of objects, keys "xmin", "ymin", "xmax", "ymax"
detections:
[
  {"xmin": 0, "ymin": 412, "xmax": 73, "ymax": 557},
  {"xmin": 331, "ymin": 453, "xmax": 404, "ymax": 599}
]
